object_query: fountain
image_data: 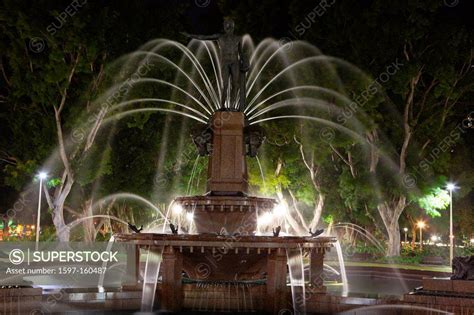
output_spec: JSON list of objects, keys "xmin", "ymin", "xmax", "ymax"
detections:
[{"xmin": 114, "ymin": 19, "xmax": 335, "ymax": 313}]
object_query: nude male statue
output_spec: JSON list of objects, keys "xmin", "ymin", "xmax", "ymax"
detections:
[{"xmin": 183, "ymin": 19, "xmax": 248, "ymax": 111}]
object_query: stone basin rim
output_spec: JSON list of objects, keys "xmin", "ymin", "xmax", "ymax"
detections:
[{"xmin": 114, "ymin": 233, "xmax": 336, "ymax": 248}]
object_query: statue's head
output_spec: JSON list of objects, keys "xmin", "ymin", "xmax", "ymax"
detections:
[{"xmin": 223, "ymin": 19, "xmax": 234, "ymax": 34}]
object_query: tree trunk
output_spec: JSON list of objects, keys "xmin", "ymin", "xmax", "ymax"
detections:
[
  {"xmin": 387, "ymin": 220, "xmax": 401, "ymax": 256},
  {"xmin": 377, "ymin": 196, "xmax": 406, "ymax": 256},
  {"xmin": 294, "ymin": 136, "xmax": 325, "ymax": 229},
  {"xmin": 52, "ymin": 210, "xmax": 70, "ymax": 242},
  {"xmin": 81, "ymin": 199, "xmax": 95, "ymax": 243},
  {"xmin": 309, "ymin": 195, "xmax": 324, "ymax": 230}
]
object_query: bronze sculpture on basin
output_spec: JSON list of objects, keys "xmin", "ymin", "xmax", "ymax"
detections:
[{"xmin": 116, "ymin": 20, "xmax": 335, "ymax": 313}]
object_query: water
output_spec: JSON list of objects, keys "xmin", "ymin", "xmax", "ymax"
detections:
[
  {"xmin": 331, "ymin": 222, "xmax": 385, "ymax": 253},
  {"xmin": 287, "ymin": 248, "xmax": 307, "ymax": 314},
  {"xmin": 339, "ymin": 304, "xmax": 454, "ymax": 315},
  {"xmin": 335, "ymin": 240, "xmax": 349, "ymax": 296},
  {"xmin": 98, "ymin": 235, "xmax": 115, "ymax": 292},
  {"xmin": 188, "ymin": 281, "xmax": 256, "ymax": 312},
  {"xmin": 141, "ymin": 247, "xmax": 163, "ymax": 312}
]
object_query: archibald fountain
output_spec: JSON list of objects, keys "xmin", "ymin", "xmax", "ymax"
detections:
[
  {"xmin": 115, "ymin": 19, "xmax": 335, "ymax": 313},
  {"xmin": 2, "ymin": 18, "xmax": 473, "ymax": 315}
]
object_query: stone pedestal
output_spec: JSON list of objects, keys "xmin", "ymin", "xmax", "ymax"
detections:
[
  {"xmin": 309, "ymin": 248, "xmax": 327, "ymax": 293},
  {"xmin": 207, "ymin": 111, "xmax": 248, "ymax": 195},
  {"xmin": 160, "ymin": 246, "xmax": 183, "ymax": 312},
  {"xmin": 265, "ymin": 248, "xmax": 288, "ymax": 314}
]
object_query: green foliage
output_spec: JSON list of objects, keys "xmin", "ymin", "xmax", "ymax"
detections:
[
  {"xmin": 47, "ymin": 178, "xmax": 61, "ymax": 188},
  {"xmin": 323, "ymin": 214, "xmax": 334, "ymax": 225},
  {"xmin": 3, "ymin": 160, "xmax": 37, "ymax": 190},
  {"xmin": 417, "ymin": 187, "xmax": 450, "ymax": 217}
]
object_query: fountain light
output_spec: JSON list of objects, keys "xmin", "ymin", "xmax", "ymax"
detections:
[
  {"xmin": 186, "ymin": 212, "xmax": 194, "ymax": 222},
  {"xmin": 257, "ymin": 212, "xmax": 273, "ymax": 226},
  {"xmin": 272, "ymin": 203, "xmax": 287, "ymax": 217},
  {"xmin": 172, "ymin": 203, "xmax": 183, "ymax": 215}
]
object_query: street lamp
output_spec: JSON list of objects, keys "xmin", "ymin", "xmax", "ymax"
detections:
[
  {"xmin": 447, "ymin": 182, "xmax": 458, "ymax": 267},
  {"xmin": 403, "ymin": 227, "xmax": 408, "ymax": 243},
  {"xmin": 417, "ymin": 221, "xmax": 426, "ymax": 249},
  {"xmin": 36, "ymin": 172, "xmax": 47, "ymax": 251}
]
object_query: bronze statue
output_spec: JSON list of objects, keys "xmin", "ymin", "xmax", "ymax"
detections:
[{"xmin": 183, "ymin": 19, "xmax": 248, "ymax": 111}]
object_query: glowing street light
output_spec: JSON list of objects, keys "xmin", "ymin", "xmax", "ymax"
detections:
[
  {"xmin": 403, "ymin": 227, "xmax": 408, "ymax": 243},
  {"xmin": 36, "ymin": 171, "xmax": 48, "ymax": 250},
  {"xmin": 417, "ymin": 221, "xmax": 426, "ymax": 249},
  {"xmin": 446, "ymin": 182, "xmax": 458, "ymax": 267}
]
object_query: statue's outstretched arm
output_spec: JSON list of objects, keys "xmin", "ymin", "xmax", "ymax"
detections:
[{"xmin": 182, "ymin": 32, "xmax": 220, "ymax": 40}]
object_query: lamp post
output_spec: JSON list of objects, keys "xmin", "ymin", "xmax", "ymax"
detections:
[
  {"xmin": 36, "ymin": 172, "xmax": 47, "ymax": 251},
  {"xmin": 403, "ymin": 227, "xmax": 408, "ymax": 244},
  {"xmin": 447, "ymin": 183, "xmax": 457, "ymax": 267},
  {"xmin": 417, "ymin": 221, "xmax": 425, "ymax": 250}
]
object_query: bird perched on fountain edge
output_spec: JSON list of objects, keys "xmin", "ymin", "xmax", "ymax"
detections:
[
  {"xmin": 309, "ymin": 228, "xmax": 324, "ymax": 237},
  {"xmin": 128, "ymin": 223, "xmax": 143, "ymax": 233}
]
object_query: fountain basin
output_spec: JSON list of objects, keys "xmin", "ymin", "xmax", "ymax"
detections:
[{"xmin": 115, "ymin": 233, "xmax": 335, "ymax": 312}]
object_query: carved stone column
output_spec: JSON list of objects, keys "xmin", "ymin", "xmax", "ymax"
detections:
[
  {"xmin": 309, "ymin": 248, "xmax": 326, "ymax": 293},
  {"xmin": 160, "ymin": 246, "xmax": 183, "ymax": 311},
  {"xmin": 207, "ymin": 111, "xmax": 248, "ymax": 195},
  {"xmin": 265, "ymin": 248, "xmax": 288, "ymax": 314}
]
